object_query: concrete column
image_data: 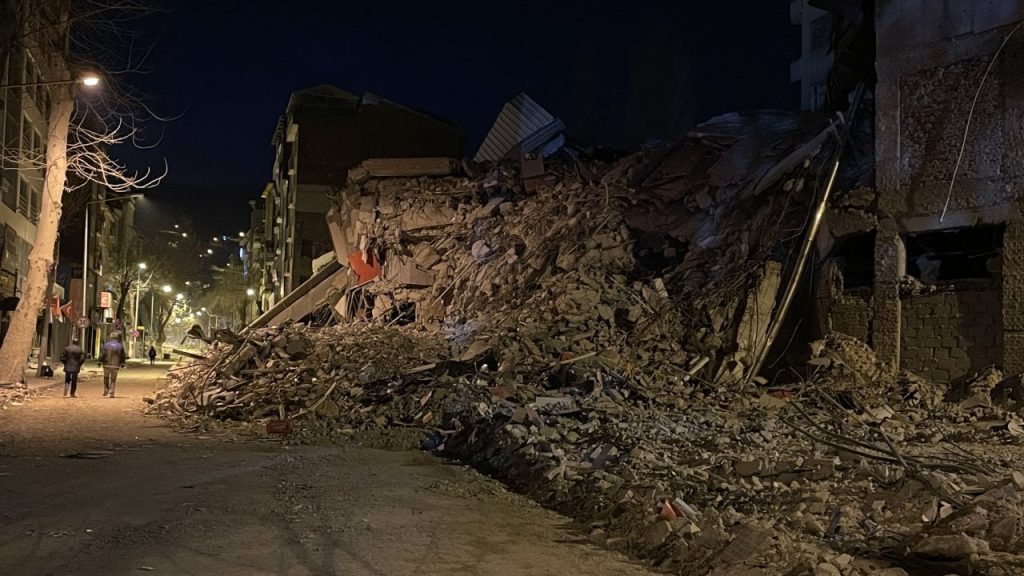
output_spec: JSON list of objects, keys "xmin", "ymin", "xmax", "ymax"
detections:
[
  {"xmin": 873, "ymin": 218, "xmax": 905, "ymax": 373},
  {"xmin": 1003, "ymin": 219, "xmax": 1024, "ymax": 373}
]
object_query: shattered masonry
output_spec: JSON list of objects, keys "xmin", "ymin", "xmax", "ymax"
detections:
[{"xmin": 156, "ymin": 2, "xmax": 1024, "ymax": 575}]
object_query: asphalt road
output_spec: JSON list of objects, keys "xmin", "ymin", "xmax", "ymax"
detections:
[{"xmin": 0, "ymin": 362, "xmax": 653, "ymax": 576}]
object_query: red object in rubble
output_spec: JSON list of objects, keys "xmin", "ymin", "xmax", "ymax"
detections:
[{"xmin": 349, "ymin": 250, "xmax": 382, "ymax": 284}]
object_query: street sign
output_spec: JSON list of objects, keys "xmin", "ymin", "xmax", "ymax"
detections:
[
  {"xmin": 130, "ymin": 329, "xmax": 140, "ymax": 339},
  {"xmin": 76, "ymin": 316, "xmax": 90, "ymax": 329}
]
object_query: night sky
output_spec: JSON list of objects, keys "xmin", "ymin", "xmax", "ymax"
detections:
[{"xmin": 124, "ymin": 1, "xmax": 799, "ymax": 238}]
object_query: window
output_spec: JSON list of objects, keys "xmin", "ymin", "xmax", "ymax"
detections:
[
  {"xmin": 0, "ymin": 177, "xmax": 14, "ymax": 210},
  {"xmin": 904, "ymin": 225, "xmax": 1004, "ymax": 283},
  {"xmin": 829, "ymin": 231, "xmax": 875, "ymax": 289},
  {"xmin": 17, "ymin": 176, "xmax": 29, "ymax": 218},
  {"xmin": 30, "ymin": 187, "xmax": 39, "ymax": 223},
  {"xmin": 21, "ymin": 115, "xmax": 31, "ymax": 158}
]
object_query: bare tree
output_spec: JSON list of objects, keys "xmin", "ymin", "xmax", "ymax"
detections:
[
  {"xmin": 0, "ymin": 0, "xmax": 163, "ymax": 384},
  {"xmin": 138, "ymin": 219, "xmax": 205, "ymax": 346}
]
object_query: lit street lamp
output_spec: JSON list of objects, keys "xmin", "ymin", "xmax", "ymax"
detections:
[{"xmin": 1, "ymin": 72, "xmax": 102, "ymax": 91}]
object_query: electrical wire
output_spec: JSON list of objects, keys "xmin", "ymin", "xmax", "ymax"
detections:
[{"xmin": 940, "ymin": 19, "xmax": 1024, "ymax": 222}]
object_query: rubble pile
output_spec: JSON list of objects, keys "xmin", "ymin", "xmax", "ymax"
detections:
[
  {"xmin": 153, "ymin": 320, "xmax": 1024, "ymax": 575},
  {"xmin": 152, "ymin": 113, "xmax": 1024, "ymax": 574},
  {"xmin": 0, "ymin": 383, "xmax": 31, "ymax": 410}
]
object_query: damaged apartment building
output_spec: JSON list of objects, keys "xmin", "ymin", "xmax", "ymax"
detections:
[
  {"xmin": 794, "ymin": 0, "xmax": 1024, "ymax": 385},
  {"xmin": 255, "ymin": 85, "xmax": 463, "ymax": 310},
  {"xmin": 250, "ymin": 1, "xmax": 1024, "ymax": 390}
]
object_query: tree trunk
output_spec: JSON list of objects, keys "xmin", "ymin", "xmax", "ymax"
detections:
[{"xmin": 0, "ymin": 88, "xmax": 73, "ymax": 384}]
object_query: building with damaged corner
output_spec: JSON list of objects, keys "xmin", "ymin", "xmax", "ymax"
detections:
[
  {"xmin": 259, "ymin": 84, "xmax": 463, "ymax": 310},
  {"xmin": 796, "ymin": 0, "xmax": 1024, "ymax": 384}
]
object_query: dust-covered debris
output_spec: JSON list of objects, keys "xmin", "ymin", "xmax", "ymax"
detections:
[{"xmin": 150, "ymin": 115, "xmax": 1024, "ymax": 576}]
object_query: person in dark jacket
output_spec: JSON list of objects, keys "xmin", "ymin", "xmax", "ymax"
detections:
[
  {"xmin": 101, "ymin": 332, "xmax": 127, "ymax": 398},
  {"xmin": 60, "ymin": 338, "xmax": 85, "ymax": 398},
  {"xmin": 148, "ymin": 345, "xmax": 157, "ymax": 365}
]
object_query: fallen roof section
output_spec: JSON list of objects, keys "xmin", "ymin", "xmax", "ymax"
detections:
[{"xmin": 474, "ymin": 93, "xmax": 565, "ymax": 163}]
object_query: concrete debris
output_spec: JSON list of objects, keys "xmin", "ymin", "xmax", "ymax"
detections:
[
  {"xmin": 0, "ymin": 382, "xmax": 34, "ymax": 410},
  {"xmin": 151, "ymin": 126, "xmax": 1024, "ymax": 576}
]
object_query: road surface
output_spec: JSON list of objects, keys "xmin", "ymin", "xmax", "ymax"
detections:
[{"xmin": 0, "ymin": 361, "xmax": 652, "ymax": 576}]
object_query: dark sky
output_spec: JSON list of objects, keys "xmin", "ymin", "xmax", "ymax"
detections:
[{"xmin": 124, "ymin": 1, "xmax": 799, "ymax": 237}]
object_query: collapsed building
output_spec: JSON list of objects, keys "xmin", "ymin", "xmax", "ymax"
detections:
[{"xmin": 157, "ymin": 2, "xmax": 1024, "ymax": 574}]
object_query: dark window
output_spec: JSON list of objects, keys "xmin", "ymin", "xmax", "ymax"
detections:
[
  {"xmin": 905, "ymin": 225, "xmax": 1003, "ymax": 283},
  {"xmin": 829, "ymin": 231, "xmax": 875, "ymax": 289},
  {"xmin": 0, "ymin": 175, "xmax": 14, "ymax": 210},
  {"xmin": 17, "ymin": 177, "xmax": 29, "ymax": 218}
]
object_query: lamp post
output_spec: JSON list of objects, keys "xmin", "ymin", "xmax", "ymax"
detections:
[
  {"xmin": 132, "ymin": 262, "xmax": 146, "ymax": 357},
  {"xmin": 79, "ymin": 193, "xmax": 143, "ymax": 355}
]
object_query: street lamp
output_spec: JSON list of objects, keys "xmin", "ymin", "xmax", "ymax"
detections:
[
  {"xmin": 1, "ymin": 72, "xmax": 102, "ymax": 91},
  {"xmin": 79, "ymin": 193, "xmax": 143, "ymax": 354},
  {"xmin": 131, "ymin": 262, "xmax": 147, "ymax": 357}
]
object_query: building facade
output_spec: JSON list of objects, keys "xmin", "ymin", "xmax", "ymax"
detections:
[
  {"xmin": 0, "ymin": 0, "xmax": 68, "ymax": 346},
  {"xmin": 796, "ymin": 1, "xmax": 1024, "ymax": 384},
  {"xmin": 260, "ymin": 85, "xmax": 463, "ymax": 306}
]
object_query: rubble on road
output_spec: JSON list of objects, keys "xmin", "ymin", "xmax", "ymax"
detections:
[
  {"xmin": 0, "ymin": 383, "xmax": 32, "ymax": 410},
  {"xmin": 150, "ymin": 113, "xmax": 1024, "ymax": 575}
]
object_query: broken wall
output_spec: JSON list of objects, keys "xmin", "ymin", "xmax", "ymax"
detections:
[
  {"xmin": 830, "ymin": 290, "xmax": 871, "ymax": 344},
  {"xmin": 900, "ymin": 283, "xmax": 1003, "ymax": 383},
  {"xmin": 870, "ymin": 0, "xmax": 1024, "ymax": 374}
]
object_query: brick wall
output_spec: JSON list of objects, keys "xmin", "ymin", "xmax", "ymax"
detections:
[
  {"xmin": 831, "ymin": 290, "xmax": 871, "ymax": 344},
  {"xmin": 900, "ymin": 282, "xmax": 1002, "ymax": 383}
]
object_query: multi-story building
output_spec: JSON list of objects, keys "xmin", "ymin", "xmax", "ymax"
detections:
[
  {"xmin": 0, "ymin": 0, "xmax": 68, "ymax": 345},
  {"xmin": 261, "ymin": 84, "xmax": 463, "ymax": 305}
]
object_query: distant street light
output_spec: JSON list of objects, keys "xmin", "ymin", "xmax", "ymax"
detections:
[
  {"xmin": 175, "ymin": 293, "xmax": 184, "ymax": 301},
  {"xmin": 162, "ymin": 284, "xmax": 172, "ymax": 293},
  {"xmin": 246, "ymin": 288, "xmax": 255, "ymax": 296}
]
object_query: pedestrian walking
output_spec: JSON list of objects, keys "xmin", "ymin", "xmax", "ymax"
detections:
[
  {"xmin": 148, "ymin": 345, "xmax": 157, "ymax": 366},
  {"xmin": 101, "ymin": 332, "xmax": 127, "ymax": 398},
  {"xmin": 60, "ymin": 338, "xmax": 85, "ymax": 398}
]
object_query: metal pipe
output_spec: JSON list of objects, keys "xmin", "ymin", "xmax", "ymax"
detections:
[{"xmin": 744, "ymin": 85, "xmax": 864, "ymax": 385}]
